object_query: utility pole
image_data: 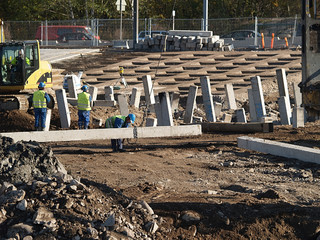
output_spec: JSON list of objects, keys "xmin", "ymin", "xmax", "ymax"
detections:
[
  {"xmin": 203, "ymin": 0, "xmax": 208, "ymax": 31},
  {"xmin": 133, "ymin": 0, "xmax": 139, "ymax": 48}
]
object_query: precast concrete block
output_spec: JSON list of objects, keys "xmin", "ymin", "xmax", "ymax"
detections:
[
  {"xmin": 130, "ymin": 87, "xmax": 141, "ymax": 108},
  {"xmin": 250, "ymin": 76, "xmax": 266, "ymax": 122},
  {"xmin": 146, "ymin": 118, "xmax": 157, "ymax": 127},
  {"xmin": 276, "ymin": 68, "xmax": 290, "ymax": 99},
  {"xmin": 292, "ymin": 107, "xmax": 305, "ymax": 128},
  {"xmin": 104, "ymin": 86, "xmax": 114, "ymax": 101},
  {"xmin": 278, "ymin": 96, "xmax": 292, "ymax": 125},
  {"xmin": 200, "ymin": 76, "xmax": 216, "ymax": 122},
  {"xmin": 117, "ymin": 94, "xmax": 129, "ymax": 116},
  {"xmin": 248, "ymin": 88, "xmax": 257, "ymax": 122},
  {"xmin": 67, "ymin": 77, "xmax": 78, "ymax": 99},
  {"xmin": 170, "ymin": 92, "xmax": 180, "ymax": 113},
  {"xmin": 224, "ymin": 83, "xmax": 237, "ymax": 110},
  {"xmin": 55, "ymin": 89, "xmax": 71, "ymax": 129},
  {"xmin": 184, "ymin": 85, "xmax": 198, "ymax": 124},
  {"xmin": 222, "ymin": 113, "xmax": 232, "ymax": 123},
  {"xmin": 93, "ymin": 100, "xmax": 116, "ymax": 107},
  {"xmin": 236, "ymin": 108, "xmax": 247, "ymax": 123},
  {"xmin": 142, "ymin": 75, "xmax": 155, "ymax": 106},
  {"xmin": 89, "ymin": 86, "xmax": 98, "ymax": 102},
  {"xmin": 44, "ymin": 109, "xmax": 52, "ymax": 132},
  {"xmin": 237, "ymin": 136, "xmax": 320, "ymax": 164},
  {"xmin": 292, "ymin": 82, "xmax": 302, "ymax": 107},
  {"xmin": 213, "ymin": 102, "xmax": 222, "ymax": 118},
  {"xmin": 158, "ymin": 92, "xmax": 173, "ymax": 126}
]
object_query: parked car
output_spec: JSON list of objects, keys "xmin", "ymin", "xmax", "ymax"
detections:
[
  {"xmin": 221, "ymin": 30, "xmax": 261, "ymax": 39},
  {"xmin": 35, "ymin": 25, "xmax": 100, "ymax": 41},
  {"xmin": 138, "ymin": 30, "xmax": 168, "ymax": 41}
]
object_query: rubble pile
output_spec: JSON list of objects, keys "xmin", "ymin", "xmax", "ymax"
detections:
[
  {"xmin": 0, "ymin": 137, "xmax": 164, "ymax": 240},
  {"xmin": 137, "ymin": 34, "xmax": 234, "ymax": 52}
]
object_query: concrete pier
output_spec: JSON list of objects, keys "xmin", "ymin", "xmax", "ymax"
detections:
[
  {"xmin": 130, "ymin": 87, "xmax": 141, "ymax": 108},
  {"xmin": 224, "ymin": 83, "xmax": 237, "ymax": 110},
  {"xmin": 250, "ymin": 76, "xmax": 266, "ymax": 122},
  {"xmin": 158, "ymin": 92, "xmax": 173, "ymax": 126},
  {"xmin": 248, "ymin": 88, "xmax": 257, "ymax": 122},
  {"xmin": 118, "ymin": 94, "xmax": 129, "ymax": 116},
  {"xmin": 200, "ymin": 76, "xmax": 216, "ymax": 122},
  {"xmin": 184, "ymin": 85, "xmax": 198, "ymax": 123},
  {"xmin": 142, "ymin": 75, "xmax": 155, "ymax": 106},
  {"xmin": 55, "ymin": 89, "xmax": 71, "ymax": 129},
  {"xmin": 104, "ymin": 86, "xmax": 114, "ymax": 101}
]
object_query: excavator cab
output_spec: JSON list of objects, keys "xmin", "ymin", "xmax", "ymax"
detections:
[
  {"xmin": 0, "ymin": 41, "xmax": 52, "ymax": 93},
  {"xmin": 301, "ymin": 0, "xmax": 320, "ymax": 119}
]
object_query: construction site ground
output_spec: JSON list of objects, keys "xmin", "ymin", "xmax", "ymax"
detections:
[{"xmin": 2, "ymin": 48, "xmax": 320, "ymax": 239}]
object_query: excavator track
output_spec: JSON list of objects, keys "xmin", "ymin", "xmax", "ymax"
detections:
[{"xmin": 0, "ymin": 93, "xmax": 55, "ymax": 111}]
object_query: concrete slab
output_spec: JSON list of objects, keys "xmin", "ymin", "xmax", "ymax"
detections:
[
  {"xmin": 237, "ymin": 136, "xmax": 320, "ymax": 164},
  {"xmin": 0, "ymin": 125, "xmax": 202, "ymax": 143}
]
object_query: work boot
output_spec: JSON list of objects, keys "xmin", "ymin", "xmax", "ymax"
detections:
[{"xmin": 41, "ymin": 127, "xmax": 45, "ymax": 131}]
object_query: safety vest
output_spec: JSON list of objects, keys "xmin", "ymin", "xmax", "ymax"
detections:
[
  {"xmin": 33, "ymin": 90, "xmax": 47, "ymax": 108},
  {"xmin": 77, "ymin": 92, "xmax": 91, "ymax": 111},
  {"xmin": 105, "ymin": 115, "xmax": 126, "ymax": 128},
  {"xmin": 11, "ymin": 56, "xmax": 30, "ymax": 65}
]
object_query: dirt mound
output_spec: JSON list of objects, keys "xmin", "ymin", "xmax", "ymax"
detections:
[{"xmin": 0, "ymin": 137, "xmax": 66, "ymax": 184}]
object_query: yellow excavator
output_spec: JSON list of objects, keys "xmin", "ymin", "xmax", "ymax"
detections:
[{"xmin": 0, "ymin": 20, "xmax": 53, "ymax": 110}]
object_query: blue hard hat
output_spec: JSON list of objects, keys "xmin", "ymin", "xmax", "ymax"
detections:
[
  {"xmin": 81, "ymin": 85, "xmax": 88, "ymax": 91},
  {"xmin": 128, "ymin": 113, "xmax": 136, "ymax": 124},
  {"xmin": 38, "ymin": 82, "xmax": 45, "ymax": 88}
]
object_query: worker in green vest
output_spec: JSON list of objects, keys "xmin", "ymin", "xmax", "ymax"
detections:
[
  {"xmin": 105, "ymin": 113, "xmax": 136, "ymax": 152},
  {"xmin": 77, "ymin": 85, "xmax": 92, "ymax": 129},
  {"xmin": 32, "ymin": 82, "xmax": 51, "ymax": 131}
]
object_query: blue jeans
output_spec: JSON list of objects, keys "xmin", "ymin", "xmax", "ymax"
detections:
[
  {"xmin": 78, "ymin": 110, "xmax": 90, "ymax": 129},
  {"xmin": 34, "ymin": 108, "xmax": 47, "ymax": 129},
  {"xmin": 111, "ymin": 139, "xmax": 123, "ymax": 152}
]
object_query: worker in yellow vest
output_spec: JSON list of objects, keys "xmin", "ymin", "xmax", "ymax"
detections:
[
  {"xmin": 32, "ymin": 82, "xmax": 51, "ymax": 131},
  {"xmin": 77, "ymin": 85, "xmax": 92, "ymax": 129}
]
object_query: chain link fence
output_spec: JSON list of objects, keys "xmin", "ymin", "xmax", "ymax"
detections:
[{"xmin": 2, "ymin": 17, "xmax": 301, "ymax": 47}]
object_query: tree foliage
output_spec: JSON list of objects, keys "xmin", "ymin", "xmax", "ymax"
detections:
[{"xmin": 0, "ymin": 0, "xmax": 301, "ymax": 21}]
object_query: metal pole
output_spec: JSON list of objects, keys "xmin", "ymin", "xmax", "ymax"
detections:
[
  {"xmin": 45, "ymin": 20, "xmax": 48, "ymax": 46},
  {"xmin": 41, "ymin": 22, "xmax": 43, "ymax": 46},
  {"xmin": 203, "ymin": 0, "xmax": 208, "ymax": 31},
  {"xmin": 292, "ymin": 14, "xmax": 298, "ymax": 45},
  {"xmin": 120, "ymin": 0, "xmax": 123, "ymax": 40},
  {"xmin": 133, "ymin": 0, "xmax": 138, "ymax": 48},
  {"xmin": 96, "ymin": 19, "xmax": 99, "ymax": 46},
  {"xmin": 148, "ymin": 18, "xmax": 152, "ymax": 36},
  {"xmin": 172, "ymin": 10, "xmax": 175, "ymax": 30},
  {"xmin": 254, "ymin": 16, "xmax": 258, "ymax": 47}
]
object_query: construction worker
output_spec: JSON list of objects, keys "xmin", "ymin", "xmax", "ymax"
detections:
[
  {"xmin": 77, "ymin": 85, "xmax": 92, "ymax": 129},
  {"xmin": 105, "ymin": 113, "xmax": 136, "ymax": 152},
  {"xmin": 32, "ymin": 82, "xmax": 50, "ymax": 131},
  {"xmin": 10, "ymin": 49, "xmax": 30, "ymax": 83}
]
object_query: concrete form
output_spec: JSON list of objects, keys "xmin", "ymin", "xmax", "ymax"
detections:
[
  {"xmin": 104, "ymin": 86, "xmax": 114, "ymax": 101},
  {"xmin": 201, "ymin": 122, "xmax": 273, "ymax": 133},
  {"xmin": 1, "ymin": 125, "xmax": 202, "ymax": 143},
  {"xmin": 184, "ymin": 85, "xmax": 198, "ymax": 123},
  {"xmin": 278, "ymin": 96, "xmax": 291, "ymax": 125},
  {"xmin": 292, "ymin": 82, "xmax": 302, "ymax": 107},
  {"xmin": 55, "ymin": 89, "xmax": 71, "ymax": 129},
  {"xmin": 67, "ymin": 77, "xmax": 77, "ymax": 99},
  {"xmin": 248, "ymin": 88, "xmax": 257, "ymax": 122},
  {"xmin": 251, "ymin": 76, "xmax": 266, "ymax": 121},
  {"xmin": 158, "ymin": 92, "xmax": 173, "ymax": 126},
  {"xmin": 117, "ymin": 94, "xmax": 129, "ymax": 116},
  {"xmin": 237, "ymin": 136, "xmax": 320, "ymax": 164},
  {"xmin": 44, "ymin": 109, "xmax": 52, "ymax": 132},
  {"xmin": 67, "ymin": 98, "xmax": 77, "ymax": 106},
  {"xmin": 200, "ymin": 76, "xmax": 216, "ymax": 122},
  {"xmin": 142, "ymin": 75, "xmax": 155, "ymax": 106},
  {"xmin": 130, "ymin": 87, "xmax": 141, "ymax": 108},
  {"xmin": 236, "ymin": 108, "xmax": 247, "ymax": 123},
  {"xmin": 224, "ymin": 83, "xmax": 237, "ymax": 110},
  {"xmin": 292, "ymin": 107, "xmax": 305, "ymax": 128}
]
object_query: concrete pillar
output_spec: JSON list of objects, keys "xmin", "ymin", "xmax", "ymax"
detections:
[
  {"xmin": 184, "ymin": 85, "xmax": 198, "ymax": 123},
  {"xmin": 250, "ymin": 76, "xmax": 266, "ymax": 122},
  {"xmin": 276, "ymin": 69, "xmax": 290, "ymax": 101},
  {"xmin": 224, "ymin": 83, "xmax": 237, "ymax": 110},
  {"xmin": 278, "ymin": 96, "xmax": 291, "ymax": 125},
  {"xmin": 158, "ymin": 92, "xmax": 173, "ymax": 126},
  {"xmin": 146, "ymin": 118, "xmax": 157, "ymax": 127},
  {"xmin": 142, "ymin": 75, "xmax": 155, "ymax": 106},
  {"xmin": 292, "ymin": 83, "xmax": 302, "ymax": 107},
  {"xmin": 170, "ymin": 92, "xmax": 180, "ymax": 113},
  {"xmin": 44, "ymin": 109, "xmax": 51, "ymax": 132},
  {"xmin": 200, "ymin": 76, "xmax": 216, "ymax": 122},
  {"xmin": 117, "ymin": 94, "xmax": 129, "ymax": 116},
  {"xmin": 67, "ymin": 76, "xmax": 77, "ymax": 99},
  {"xmin": 89, "ymin": 86, "xmax": 98, "ymax": 101},
  {"xmin": 236, "ymin": 108, "xmax": 247, "ymax": 123},
  {"xmin": 248, "ymin": 88, "xmax": 257, "ymax": 122},
  {"xmin": 130, "ymin": 87, "xmax": 141, "ymax": 108},
  {"xmin": 55, "ymin": 89, "xmax": 71, "ymax": 129},
  {"xmin": 213, "ymin": 102, "xmax": 222, "ymax": 118},
  {"xmin": 292, "ymin": 107, "xmax": 305, "ymax": 128},
  {"xmin": 104, "ymin": 86, "xmax": 114, "ymax": 101}
]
